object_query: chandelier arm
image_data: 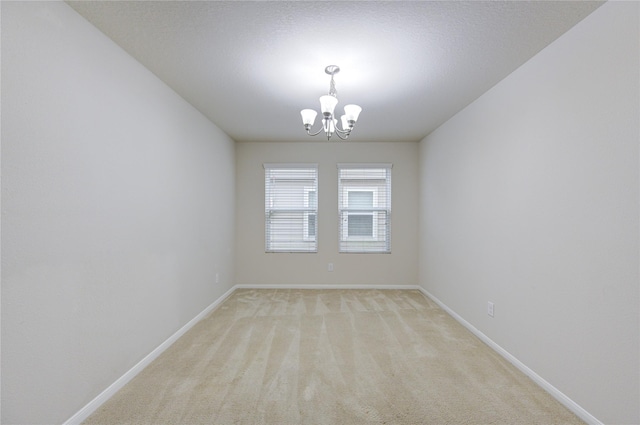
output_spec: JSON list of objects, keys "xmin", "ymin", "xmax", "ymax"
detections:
[
  {"xmin": 306, "ymin": 125, "xmax": 325, "ymax": 137},
  {"xmin": 334, "ymin": 131, "xmax": 350, "ymax": 140}
]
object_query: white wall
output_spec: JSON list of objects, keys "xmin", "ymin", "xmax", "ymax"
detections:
[
  {"xmin": 236, "ymin": 142, "xmax": 418, "ymax": 286},
  {"xmin": 1, "ymin": 2, "xmax": 235, "ymax": 423},
  {"xmin": 418, "ymin": 2, "xmax": 639, "ymax": 424}
]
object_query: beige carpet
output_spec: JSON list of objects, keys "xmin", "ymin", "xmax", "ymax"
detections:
[{"xmin": 84, "ymin": 289, "xmax": 583, "ymax": 424}]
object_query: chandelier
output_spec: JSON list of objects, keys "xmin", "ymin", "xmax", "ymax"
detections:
[{"xmin": 300, "ymin": 65, "xmax": 362, "ymax": 140}]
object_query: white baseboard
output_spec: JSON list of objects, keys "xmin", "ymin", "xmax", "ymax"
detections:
[
  {"xmin": 63, "ymin": 285, "xmax": 237, "ymax": 425},
  {"xmin": 416, "ymin": 286, "xmax": 603, "ymax": 425},
  {"xmin": 234, "ymin": 284, "xmax": 421, "ymax": 290}
]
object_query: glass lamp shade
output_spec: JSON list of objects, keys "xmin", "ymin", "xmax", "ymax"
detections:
[
  {"xmin": 341, "ymin": 115, "xmax": 350, "ymax": 131},
  {"xmin": 319, "ymin": 95, "xmax": 339, "ymax": 116},
  {"xmin": 343, "ymin": 104, "xmax": 362, "ymax": 122},
  {"xmin": 300, "ymin": 109, "xmax": 318, "ymax": 126}
]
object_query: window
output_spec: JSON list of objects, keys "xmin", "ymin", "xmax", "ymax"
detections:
[
  {"xmin": 338, "ymin": 164, "xmax": 392, "ymax": 253},
  {"xmin": 264, "ymin": 164, "xmax": 318, "ymax": 252}
]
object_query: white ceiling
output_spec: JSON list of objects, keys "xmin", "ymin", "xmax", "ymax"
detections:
[{"xmin": 67, "ymin": 1, "xmax": 603, "ymax": 143}]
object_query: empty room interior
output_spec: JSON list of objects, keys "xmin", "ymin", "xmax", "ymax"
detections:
[{"xmin": 2, "ymin": 1, "xmax": 638, "ymax": 424}]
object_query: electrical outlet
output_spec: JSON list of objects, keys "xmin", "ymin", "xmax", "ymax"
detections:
[
  {"xmin": 487, "ymin": 302, "xmax": 494, "ymax": 317},
  {"xmin": 215, "ymin": 273, "xmax": 220, "ymax": 283},
  {"xmin": 328, "ymin": 263, "xmax": 334, "ymax": 272}
]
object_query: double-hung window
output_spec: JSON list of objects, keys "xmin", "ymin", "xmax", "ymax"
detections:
[
  {"xmin": 264, "ymin": 164, "xmax": 318, "ymax": 253},
  {"xmin": 338, "ymin": 163, "xmax": 392, "ymax": 253}
]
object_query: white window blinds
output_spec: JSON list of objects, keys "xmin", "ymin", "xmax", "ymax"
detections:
[
  {"xmin": 264, "ymin": 164, "xmax": 318, "ymax": 253},
  {"xmin": 338, "ymin": 163, "xmax": 392, "ymax": 253}
]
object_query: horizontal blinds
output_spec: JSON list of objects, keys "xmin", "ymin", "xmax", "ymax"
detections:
[
  {"xmin": 338, "ymin": 164, "xmax": 392, "ymax": 253},
  {"xmin": 264, "ymin": 164, "xmax": 318, "ymax": 253}
]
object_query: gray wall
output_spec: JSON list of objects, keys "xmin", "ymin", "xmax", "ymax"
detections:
[
  {"xmin": 418, "ymin": 2, "xmax": 639, "ymax": 424},
  {"xmin": 235, "ymin": 142, "xmax": 419, "ymax": 286},
  {"xmin": 1, "ymin": 2, "xmax": 236, "ymax": 423}
]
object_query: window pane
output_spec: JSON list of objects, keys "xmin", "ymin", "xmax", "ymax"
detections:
[
  {"xmin": 308, "ymin": 214, "xmax": 316, "ymax": 237},
  {"xmin": 308, "ymin": 190, "xmax": 317, "ymax": 208},
  {"xmin": 348, "ymin": 214, "xmax": 373, "ymax": 236},
  {"xmin": 348, "ymin": 191, "xmax": 373, "ymax": 209}
]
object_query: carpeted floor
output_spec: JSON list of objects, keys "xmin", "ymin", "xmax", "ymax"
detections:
[{"xmin": 84, "ymin": 289, "xmax": 584, "ymax": 424}]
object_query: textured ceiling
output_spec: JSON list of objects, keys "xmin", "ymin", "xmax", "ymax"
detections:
[{"xmin": 67, "ymin": 1, "xmax": 603, "ymax": 143}]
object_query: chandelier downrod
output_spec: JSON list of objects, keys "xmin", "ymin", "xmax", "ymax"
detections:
[{"xmin": 300, "ymin": 65, "xmax": 362, "ymax": 141}]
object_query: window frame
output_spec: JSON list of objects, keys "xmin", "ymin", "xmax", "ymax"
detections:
[
  {"xmin": 264, "ymin": 163, "xmax": 318, "ymax": 253},
  {"xmin": 337, "ymin": 163, "xmax": 392, "ymax": 254}
]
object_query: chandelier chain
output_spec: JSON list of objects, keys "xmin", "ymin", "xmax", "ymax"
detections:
[{"xmin": 329, "ymin": 75, "xmax": 337, "ymax": 98}]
